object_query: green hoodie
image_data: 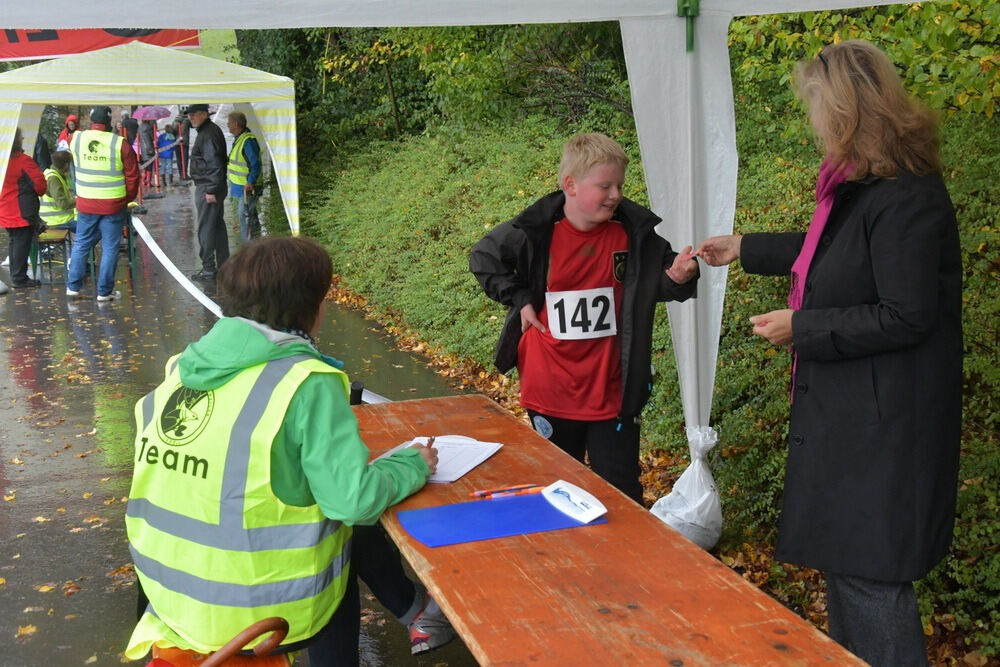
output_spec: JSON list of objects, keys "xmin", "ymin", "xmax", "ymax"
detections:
[{"xmin": 178, "ymin": 317, "xmax": 428, "ymax": 525}]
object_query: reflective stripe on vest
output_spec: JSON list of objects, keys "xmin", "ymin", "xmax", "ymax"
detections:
[
  {"xmin": 126, "ymin": 352, "xmax": 352, "ymax": 650},
  {"xmin": 39, "ymin": 168, "xmax": 75, "ymax": 226},
  {"xmin": 227, "ymin": 130, "xmax": 261, "ymax": 187},
  {"xmin": 71, "ymin": 130, "xmax": 126, "ymax": 199}
]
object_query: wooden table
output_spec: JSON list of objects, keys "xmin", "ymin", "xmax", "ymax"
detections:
[{"xmin": 356, "ymin": 394, "xmax": 860, "ymax": 666}]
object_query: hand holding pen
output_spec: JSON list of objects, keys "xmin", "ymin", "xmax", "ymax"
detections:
[{"xmin": 413, "ymin": 436, "xmax": 438, "ymax": 475}]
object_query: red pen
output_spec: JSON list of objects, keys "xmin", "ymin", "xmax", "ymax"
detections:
[
  {"xmin": 484, "ymin": 486, "xmax": 543, "ymax": 499},
  {"xmin": 470, "ymin": 484, "xmax": 542, "ymax": 499}
]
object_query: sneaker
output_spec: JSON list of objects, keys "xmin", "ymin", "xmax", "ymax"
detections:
[
  {"xmin": 12, "ymin": 278, "xmax": 41, "ymax": 288},
  {"xmin": 0, "ymin": 280, "xmax": 8, "ymax": 295},
  {"xmin": 408, "ymin": 597, "xmax": 455, "ymax": 655},
  {"xmin": 96, "ymin": 290, "xmax": 121, "ymax": 302},
  {"xmin": 1, "ymin": 255, "xmax": 8, "ymax": 267},
  {"xmin": 66, "ymin": 287, "xmax": 81, "ymax": 297},
  {"xmin": 190, "ymin": 269, "xmax": 217, "ymax": 281}
]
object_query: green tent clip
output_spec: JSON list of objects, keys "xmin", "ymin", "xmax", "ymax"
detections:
[{"xmin": 677, "ymin": 0, "xmax": 699, "ymax": 52}]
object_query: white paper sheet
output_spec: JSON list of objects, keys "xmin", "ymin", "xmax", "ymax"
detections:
[{"xmin": 373, "ymin": 435, "xmax": 503, "ymax": 483}]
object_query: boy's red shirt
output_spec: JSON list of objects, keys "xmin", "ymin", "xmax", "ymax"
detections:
[{"xmin": 518, "ymin": 218, "xmax": 628, "ymax": 420}]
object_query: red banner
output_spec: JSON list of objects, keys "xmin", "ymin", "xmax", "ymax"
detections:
[{"xmin": 0, "ymin": 29, "xmax": 200, "ymax": 62}]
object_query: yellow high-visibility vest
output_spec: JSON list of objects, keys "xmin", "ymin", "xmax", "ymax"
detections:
[
  {"xmin": 228, "ymin": 130, "xmax": 262, "ymax": 188},
  {"xmin": 39, "ymin": 168, "xmax": 75, "ymax": 226},
  {"xmin": 126, "ymin": 353, "xmax": 352, "ymax": 654},
  {"xmin": 71, "ymin": 130, "xmax": 126, "ymax": 200}
]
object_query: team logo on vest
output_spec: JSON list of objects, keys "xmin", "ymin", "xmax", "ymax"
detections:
[
  {"xmin": 157, "ymin": 385, "xmax": 214, "ymax": 446},
  {"xmin": 613, "ymin": 251, "xmax": 628, "ymax": 283}
]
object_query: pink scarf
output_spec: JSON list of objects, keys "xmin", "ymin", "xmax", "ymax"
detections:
[
  {"xmin": 787, "ymin": 157, "xmax": 850, "ymax": 397},
  {"xmin": 788, "ymin": 157, "xmax": 850, "ymax": 310}
]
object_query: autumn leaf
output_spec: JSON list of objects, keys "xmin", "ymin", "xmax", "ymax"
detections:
[
  {"xmin": 31, "ymin": 516, "xmax": 50, "ymax": 523},
  {"xmin": 35, "ymin": 584, "xmax": 56, "ymax": 593},
  {"xmin": 15, "ymin": 624, "xmax": 37, "ymax": 639},
  {"xmin": 61, "ymin": 580, "xmax": 81, "ymax": 596},
  {"xmin": 0, "ymin": 577, "xmax": 6, "ymax": 586}
]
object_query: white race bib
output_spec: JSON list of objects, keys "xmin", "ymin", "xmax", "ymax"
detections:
[{"xmin": 545, "ymin": 287, "xmax": 617, "ymax": 340}]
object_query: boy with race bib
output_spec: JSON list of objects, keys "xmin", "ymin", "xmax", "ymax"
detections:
[{"xmin": 470, "ymin": 133, "xmax": 698, "ymax": 502}]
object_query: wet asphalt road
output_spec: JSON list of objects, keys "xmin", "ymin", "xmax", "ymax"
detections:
[{"xmin": 0, "ymin": 185, "xmax": 477, "ymax": 666}]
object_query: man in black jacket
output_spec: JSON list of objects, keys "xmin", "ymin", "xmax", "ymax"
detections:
[{"xmin": 187, "ymin": 104, "xmax": 229, "ymax": 280}]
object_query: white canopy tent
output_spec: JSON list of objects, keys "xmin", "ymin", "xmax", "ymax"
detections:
[
  {"xmin": 4, "ymin": 1, "xmax": 898, "ymax": 437},
  {"xmin": 0, "ymin": 42, "xmax": 301, "ymax": 233}
]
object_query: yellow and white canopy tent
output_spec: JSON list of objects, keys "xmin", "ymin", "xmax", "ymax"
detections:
[{"xmin": 0, "ymin": 41, "xmax": 301, "ymax": 233}]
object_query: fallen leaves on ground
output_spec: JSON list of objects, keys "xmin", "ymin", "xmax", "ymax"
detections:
[
  {"xmin": 106, "ymin": 564, "xmax": 136, "ymax": 591},
  {"xmin": 61, "ymin": 580, "xmax": 81, "ymax": 596},
  {"xmin": 34, "ymin": 583, "xmax": 56, "ymax": 593},
  {"xmin": 15, "ymin": 625, "xmax": 37, "ymax": 639}
]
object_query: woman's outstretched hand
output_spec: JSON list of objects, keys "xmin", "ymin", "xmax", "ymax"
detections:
[{"xmin": 696, "ymin": 235, "xmax": 743, "ymax": 266}]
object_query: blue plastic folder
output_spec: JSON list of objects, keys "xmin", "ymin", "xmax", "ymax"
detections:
[{"xmin": 397, "ymin": 493, "xmax": 608, "ymax": 547}]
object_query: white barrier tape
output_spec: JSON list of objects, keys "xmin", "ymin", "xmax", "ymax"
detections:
[
  {"xmin": 130, "ymin": 216, "xmax": 389, "ymax": 404},
  {"xmin": 138, "ymin": 139, "xmax": 183, "ymax": 169},
  {"xmin": 130, "ymin": 216, "xmax": 223, "ymax": 318}
]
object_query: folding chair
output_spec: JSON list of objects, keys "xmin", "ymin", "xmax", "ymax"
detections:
[
  {"xmin": 29, "ymin": 228, "xmax": 72, "ymax": 284},
  {"xmin": 147, "ymin": 617, "xmax": 291, "ymax": 667}
]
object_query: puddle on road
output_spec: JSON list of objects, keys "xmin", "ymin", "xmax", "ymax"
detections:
[{"xmin": 1, "ymin": 186, "xmax": 476, "ymax": 666}]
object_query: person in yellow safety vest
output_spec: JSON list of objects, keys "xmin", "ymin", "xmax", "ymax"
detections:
[
  {"xmin": 226, "ymin": 111, "xmax": 263, "ymax": 243},
  {"xmin": 40, "ymin": 150, "xmax": 77, "ymax": 232},
  {"xmin": 65, "ymin": 105, "xmax": 139, "ymax": 302},
  {"xmin": 124, "ymin": 237, "xmax": 456, "ymax": 666}
]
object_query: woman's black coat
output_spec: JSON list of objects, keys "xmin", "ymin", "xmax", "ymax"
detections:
[{"xmin": 740, "ymin": 169, "xmax": 962, "ymax": 582}]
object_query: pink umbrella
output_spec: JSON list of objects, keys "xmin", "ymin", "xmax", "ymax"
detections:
[{"xmin": 132, "ymin": 105, "xmax": 172, "ymax": 121}]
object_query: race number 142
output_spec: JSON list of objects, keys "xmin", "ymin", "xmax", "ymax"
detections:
[{"xmin": 546, "ymin": 287, "xmax": 617, "ymax": 341}]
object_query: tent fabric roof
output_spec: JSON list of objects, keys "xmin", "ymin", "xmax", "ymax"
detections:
[
  {"xmin": 0, "ymin": 43, "xmax": 301, "ymax": 232},
  {"xmin": 3, "ymin": 1, "xmax": 897, "ymax": 29},
  {"xmin": 0, "ymin": 41, "xmax": 294, "ymax": 104}
]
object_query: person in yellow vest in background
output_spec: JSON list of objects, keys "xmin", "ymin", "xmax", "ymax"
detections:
[
  {"xmin": 227, "ymin": 111, "xmax": 262, "ymax": 243},
  {"xmin": 40, "ymin": 150, "xmax": 77, "ymax": 233},
  {"xmin": 124, "ymin": 237, "xmax": 456, "ymax": 666},
  {"xmin": 66, "ymin": 105, "xmax": 140, "ymax": 302}
]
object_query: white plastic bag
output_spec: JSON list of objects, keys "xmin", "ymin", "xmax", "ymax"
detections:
[{"xmin": 649, "ymin": 426, "xmax": 722, "ymax": 550}]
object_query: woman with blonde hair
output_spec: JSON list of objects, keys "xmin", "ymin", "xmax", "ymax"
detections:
[{"xmin": 698, "ymin": 40, "xmax": 961, "ymax": 665}]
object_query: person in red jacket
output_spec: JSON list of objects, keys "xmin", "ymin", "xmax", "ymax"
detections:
[
  {"xmin": 1, "ymin": 127, "xmax": 47, "ymax": 288},
  {"xmin": 56, "ymin": 114, "xmax": 78, "ymax": 151}
]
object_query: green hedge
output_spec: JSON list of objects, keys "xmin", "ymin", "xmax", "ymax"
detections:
[{"xmin": 303, "ymin": 100, "xmax": 998, "ymax": 652}]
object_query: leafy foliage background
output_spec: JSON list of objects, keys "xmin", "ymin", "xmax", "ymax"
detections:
[{"xmin": 238, "ymin": 2, "xmax": 999, "ymax": 657}]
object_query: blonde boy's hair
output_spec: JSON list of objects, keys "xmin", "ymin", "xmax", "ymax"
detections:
[{"xmin": 558, "ymin": 133, "xmax": 629, "ymax": 188}]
